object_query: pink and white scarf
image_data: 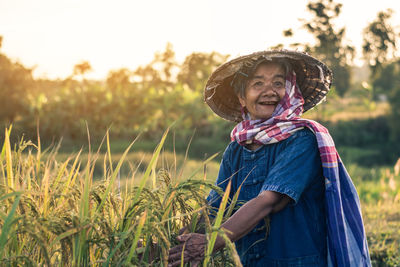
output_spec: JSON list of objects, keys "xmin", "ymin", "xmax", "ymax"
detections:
[{"xmin": 230, "ymin": 71, "xmax": 371, "ymax": 266}]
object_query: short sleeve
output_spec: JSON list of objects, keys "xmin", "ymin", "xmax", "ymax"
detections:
[{"xmin": 260, "ymin": 130, "xmax": 322, "ymax": 204}]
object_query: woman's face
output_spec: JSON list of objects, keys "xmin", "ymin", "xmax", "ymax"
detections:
[{"xmin": 238, "ymin": 62, "xmax": 286, "ymax": 120}]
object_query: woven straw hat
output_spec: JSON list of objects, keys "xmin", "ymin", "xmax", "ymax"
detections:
[{"xmin": 204, "ymin": 50, "xmax": 333, "ymax": 122}]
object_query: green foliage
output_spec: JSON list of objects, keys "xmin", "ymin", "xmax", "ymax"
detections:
[
  {"xmin": 362, "ymin": 9, "xmax": 398, "ymax": 78},
  {"xmin": 281, "ymin": 0, "xmax": 355, "ymax": 96},
  {"xmin": 0, "ymin": 41, "xmax": 230, "ymax": 147},
  {"xmin": 177, "ymin": 52, "xmax": 230, "ymax": 92},
  {"xmin": 304, "ymin": 0, "xmax": 355, "ymax": 97},
  {"xmin": 319, "ymin": 116, "xmax": 400, "ymax": 166},
  {"xmin": 371, "ymin": 61, "xmax": 400, "ymax": 142},
  {"xmin": 73, "ymin": 61, "xmax": 92, "ymax": 78},
  {"xmin": 362, "ymin": 9, "xmax": 400, "ymax": 143},
  {"xmin": 365, "ymin": 201, "xmax": 400, "ymax": 267},
  {"xmin": 361, "ymin": 159, "xmax": 400, "ymax": 266},
  {"xmin": 0, "ymin": 49, "xmax": 34, "ymax": 123}
]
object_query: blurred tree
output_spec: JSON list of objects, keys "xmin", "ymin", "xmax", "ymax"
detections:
[
  {"xmin": 151, "ymin": 42, "xmax": 178, "ymax": 83},
  {"xmin": 362, "ymin": 9, "xmax": 398, "ymax": 81},
  {"xmin": 73, "ymin": 61, "xmax": 92, "ymax": 79},
  {"xmin": 304, "ymin": 0, "xmax": 355, "ymax": 97},
  {"xmin": 282, "ymin": 0, "xmax": 355, "ymax": 96},
  {"xmin": 283, "ymin": 29, "xmax": 293, "ymax": 37},
  {"xmin": 106, "ymin": 68, "xmax": 149, "ymax": 136},
  {"xmin": 362, "ymin": 9, "xmax": 399, "ymax": 141},
  {"xmin": 174, "ymin": 51, "xmax": 230, "ymax": 138},
  {"xmin": 106, "ymin": 68, "xmax": 132, "ymax": 89},
  {"xmin": 133, "ymin": 43, "xmax": 178, "ymax": 92},
  {"xmin": 373, "ymin": 61, "xmax": 400, "ymax": 142},
  {"xmin": 177, "ymin": 52, "xmax": 229, "ymax": 92},
  {"xmin": 0, "ymin": 36, "xmax": 34, "ymax": 124},
  {"xmin": 131, "ymin": 46, "xmax": 230, "ymax": 138}
]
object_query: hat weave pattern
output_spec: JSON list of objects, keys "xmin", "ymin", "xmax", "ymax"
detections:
[{"xmin": 204, "ymin": 50, "xmax": 333, "ymax": 122}]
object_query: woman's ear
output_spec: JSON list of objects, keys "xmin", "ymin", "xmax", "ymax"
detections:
[{"xmin": 237, "ymin": 94, "xmax": 246, "ymax": 107}]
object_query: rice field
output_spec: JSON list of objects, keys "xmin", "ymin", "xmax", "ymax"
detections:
[
  {"xmin": 0, "ymin": 127, "xmax": 242, "ymax": 266},
  {"xmin": 1, "ymin": 127, "xmax": 399, "ymax": 266}
]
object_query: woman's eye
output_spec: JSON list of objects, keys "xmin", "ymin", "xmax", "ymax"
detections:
[
  {"xmin": 273, "ymin": 81, "xmax": 284, "ymax": 87},
  {"xmin": 253, "ymin": 81, "xmax": 263, "ymax": 87}
]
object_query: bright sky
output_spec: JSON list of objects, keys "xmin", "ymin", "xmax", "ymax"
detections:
[{"xmin": 0, "ymin": 0, "xmax": 399, "ymax": 80}]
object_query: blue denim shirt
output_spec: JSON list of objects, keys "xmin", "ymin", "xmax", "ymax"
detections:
[{"xmin": 207, "ymin": 128, "xmax": 327, "ymax": 266}]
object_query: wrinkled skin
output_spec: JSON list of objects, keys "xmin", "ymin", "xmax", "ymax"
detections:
[
  {"xmin": 238, "ymin": 62, "xmax": 286, "ymax": 120},
  {"xmin": 168, "ymin": 233, "xmax": 206, "ymax": 267}
]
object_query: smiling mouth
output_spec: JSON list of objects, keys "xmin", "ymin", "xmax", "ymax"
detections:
[{"xmin": 258, "ymin": 101, "xmax": 278, "ymax": 106}]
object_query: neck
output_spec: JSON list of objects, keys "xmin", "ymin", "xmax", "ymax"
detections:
[{"xmin": 245, "ymin": 143, "xmax": 263, "ymax": 151}]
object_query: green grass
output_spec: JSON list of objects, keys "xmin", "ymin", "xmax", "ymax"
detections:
[
  {"xmin": 303, "ymin": 95, "xmax": 390, "ymax": 122},
  {"xmin": 356, "ymin": 159, "xmax": 400, "ymax": 266},
  {"xmin": 364, "ymin": 201, "xmax": 400, "ymax": 266}
]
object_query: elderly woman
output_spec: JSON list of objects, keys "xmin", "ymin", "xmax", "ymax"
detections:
[{"xmin": 168, "ymin": 50, "xmax": 371, "ymax": 267}]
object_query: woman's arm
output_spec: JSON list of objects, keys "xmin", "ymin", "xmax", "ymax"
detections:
[
  {"xmin": 215, "ymin": 190, "xmax": 290, "ymax": 249},
  {"xmin": 168, "ymin": 190, "xmax": 290, "ymax": 266}
]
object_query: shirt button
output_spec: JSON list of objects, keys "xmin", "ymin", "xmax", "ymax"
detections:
[
  {"xmin": 255, "ymin": 253, "xmax": 260, "ymax": 259},
  {"xmin": 251, "ymin": 154, "xmax": 255, "ymax": 159}
]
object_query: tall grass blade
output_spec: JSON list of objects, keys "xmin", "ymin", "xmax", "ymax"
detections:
[
  {"xmin": 52, "ymin": 158, "xmax": 70, "ymax": 190},
  {"xmin": 152, "ymin": 162, "xmax": 157, "ymax": 190},
  {"xmin": 49, "ymin": 224, "xmax": 91, "ymax": 248},
  {"xmin": 36, "ymin": 121, "xmax": 42, "ymax": 177},
  {"xmin": 41, "ymin": 169, "xmax": 50, "ymax": 216},
  {"xmin": 0, "ymin": 193, "xmax": 21, "ymax": 258},
  {"xmin": 133, "ymin": 128, "xmax": 169, "ymax": 204},
  {"xmin": 225, "ymin": 169, "xmax": 253, "ymax": 218},
  {"xmin": 173, "ymin": 132, "xmax": 177, "ymax": 179},
  {"xmin": 96, "ymin": 137, "xmax": 137, "ymax": 213},
  {"xmin": 4, "ymin": 127, "xmax": 14, "ymax": 190},
  {"xmin": 0, "ymin": 191, "xmax": 22, "ymax": 202},
  {"xmin": 186, "ymin": 152, "xmax": 219, "ymax": 181},
  {"xmin": 162, "ymin": 191, "xmax": 176, "ymax": 222},
  {"xmin": 1, "ymin": 125, "xmax": 11, "ymax": 158},
  {"xmin": 216, "ymin": 229, "xmax": 243, "ymax": 267},
  {"xmin": 81, "ymin": 122, "xmax": 93, "ymax": 219},
  {"xmin": 124, "ymin": 210, "xmax": 147, "ymax": 264},
  {"xmin": 181, "ymin": 242, "xmax": 186, "ymax": 267},
  {"xmin": 177, "ymin": 129, "xmax": 196, "ymax": 180},
  {"xmin": 56, "ymin": 150, "xmax": 82, "ymax": 208},
  {"xmin": 106, "ymin": 131, "xmax": 113, "ymax": 176},
  {"xmin": 204, "ymin": 180, "xmax": 231, "ymax": 266}
]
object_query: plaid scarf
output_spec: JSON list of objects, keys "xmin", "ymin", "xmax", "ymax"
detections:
[{"xmin": 231, "ymin": 71, "xmax": 371, "ymax": 266}]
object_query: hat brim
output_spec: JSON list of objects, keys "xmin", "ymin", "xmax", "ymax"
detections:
[{"xmin": 204, "ymin": 50, "xmax": 333, "ymax": 122}]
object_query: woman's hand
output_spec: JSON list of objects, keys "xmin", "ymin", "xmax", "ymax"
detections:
[
  {"xmin": 178, "ymin": 225, "xmax": 189, "ymax": 235},
  {"xmin": 168, "ymin": 233, "xmax": 206, "ymax": 267},
  {"xmin": 168, "ymin": 191, "xmax": 289, "ymax": 266}
]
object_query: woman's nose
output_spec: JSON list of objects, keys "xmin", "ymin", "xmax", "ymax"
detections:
[{"xmin": 261, "ymin": 85, "xmax": 277, "ymax": 96}]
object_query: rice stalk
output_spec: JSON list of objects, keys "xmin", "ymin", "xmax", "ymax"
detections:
[
  {"xmin": 0, "ymin": 193, "xmax": 22, "ymax": 258},
  {"xmin": 203, "ymin": 180, "xmax": 231, "ymax": 267},
  {"xmin": 4, "ymin": 127, "xmax": 14, "ymax": 191},
  {"xmin": 124, "ymin": 209, "xmax": 147, "ymax": 264},
  {"xmin": 132, "ymin": 128, "xmax": 169, "ymax": 206},
  {"xmin": 0, "ymin": 127, "xmax": 244, "ymax": 266}
]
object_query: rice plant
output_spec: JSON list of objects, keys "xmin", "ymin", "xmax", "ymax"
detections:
[{"xmin": 0, "ymin": 127, "xmax": 241, "ymax": 266}]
